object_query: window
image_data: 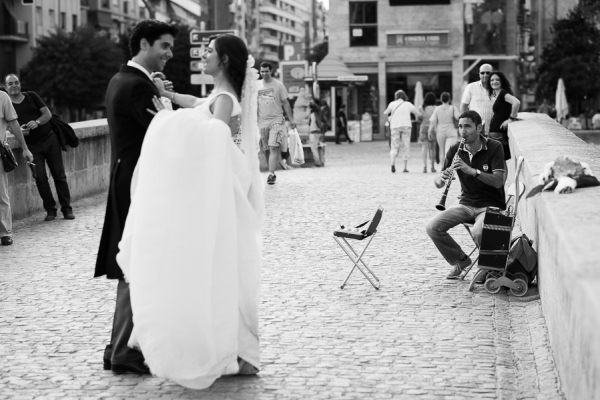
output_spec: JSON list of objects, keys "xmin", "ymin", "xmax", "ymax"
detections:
[
  {"xmin": 81, "ymin": 0, "xmax": 89, "ymax": 7},
  {"xmin": 124, "ymin": 1, "xmax": 129, "ymax": 14},
  {"xmin": 349, "ymin": 2, "xmax": 377, "ymax": 47},
  {"xmin": 389, "ymin": 0, "xmax": 450, "ymax": 4},
  {"xmin": 72, "ymin": 14, "xmax": 78, "ymax": 28},
  {"xmin": 49, "ymin": 9, "xmax": 55, "ymax": 27},
  {"xmin": 101, "ymin": 0, "xmax": 110, "ymax": 8},
  {"xmin": 60, "ymin": 12, "xmax": 66, "ymax": 29}
]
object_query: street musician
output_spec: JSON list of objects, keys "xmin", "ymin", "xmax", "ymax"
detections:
[{"xmin": 425, "ymin": 111, "xmax": 505, "ymax": 283}]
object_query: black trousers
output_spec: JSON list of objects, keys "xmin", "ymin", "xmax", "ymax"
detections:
[
  {"xmin": 104, "ymin": 279, "xmax": 144, "ymax": 365},
  {"xmin": 336, "ymin": 126, "xmax": 352, "ymax": 143},
  {"xmin": 29, "ymin": 133, "xmax": 72, "ymax": 214}
]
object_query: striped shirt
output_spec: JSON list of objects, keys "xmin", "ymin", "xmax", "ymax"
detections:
[{"xmin": 461, "ymin": 81, "xmax": 494, "ymax": 134}]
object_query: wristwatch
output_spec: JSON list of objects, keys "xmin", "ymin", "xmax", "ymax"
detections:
[{"xmin": 475, "ymin": 169, "xmax": 481, "ymax": 177}]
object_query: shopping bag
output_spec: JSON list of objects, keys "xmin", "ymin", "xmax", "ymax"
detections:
[{"xmin": 289, "ymin": 128, "xmax": 305, "ymax": 165}]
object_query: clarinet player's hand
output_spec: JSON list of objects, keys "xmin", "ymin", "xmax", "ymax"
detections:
[
  {"xmin": 452, "ymin": 157, "xmax": 471, "ymax": 174},
  {"xmin": 440, "ymin": 168, "xmax": 453, "ymax": 183}
]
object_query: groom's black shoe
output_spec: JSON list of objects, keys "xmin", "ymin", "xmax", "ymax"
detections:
[{"xmin": 111, "ymin": 360, "xmax": 151, "ymax": 375}]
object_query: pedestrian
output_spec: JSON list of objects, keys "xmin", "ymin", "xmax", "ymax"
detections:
[
  {"xmin": 418, "ymin": 92, "xmax": 437, "ymax": 173},
  {"xmin": 309, "ymin": 100, "xmax": 324, "ymax": 167},
  {"xmin": 336, "ymin": 103, "xmax": 353, "ymax": 144},
  {"xmin": 592, "ymin": 109, "xmax": 600, "ymax": 130},
  {"xmin": 0, "ymin": 91, "xmax": 33, "ymax": 246},
  {"xmin": 484, "ymin": 70, "xmax": 520, "ymax": 160},
  {"xmin": 460, "ymin": 63, "xmax": 494, "ymax": 135},
  {"xmin": 425, "ymin": 110, "xmax": 505, "ymax": 283},
  {"xmin": 384, "ymin": 90, "xmax": 421, "ymax": 173},
  {"xmin": 257, "ymin": 62, "xmax": 296, "ymax": 185},
  {"xmin": 94, "ymin": 19, "xmax": 179, "ymax": 376},
  {"xmin": 4, "ymin": 74, "xmax": 75, "ymax": 221},
  {"xmin": 117, "ymin": 33, "xmax": 263, "ymax": 389},
  {"xmin": 429, "ymin": 92, "xmax": 460, "ymax": 160}
]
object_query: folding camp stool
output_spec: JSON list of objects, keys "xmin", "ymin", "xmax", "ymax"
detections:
[{"xmin": 333, "ymin": 207, "xmax": 384, "ymax": 290}]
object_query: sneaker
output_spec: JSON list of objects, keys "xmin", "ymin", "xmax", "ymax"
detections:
[
  {"xmin": 431, "ymin": 167, "xmax": 437, "ymax": 173},
  {"xmin": 423, "ymin": 166, "xmax": 427, "ymax": 173},
  {"xmin": 1, "ymin": 236, "xmax": 13, "ymax": 246},
  {"xmin": 391, "ymin": 165, "xmax": 396, "ymax": 173},
  {"xmin": 267, "ymin": 174, "xmax": 276, "ymax": 185},
  {"xmin": 446, "ymin": 256, "xmax": 472, "ymax": 280},
  {"xmin": 474, "ymin": 271, "xmax": 488, "ymax": 284}
]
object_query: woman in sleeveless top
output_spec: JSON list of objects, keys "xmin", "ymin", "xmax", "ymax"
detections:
[
  {"xmin": 117, "ymin": 34, "xmax": 264, "ymax": 389},
  {"xmin": 418, "ymin": 92, "xmax": 437, "ymax": 173},
  {"xmin": 485, "ymin": 70, "xmax": 520, "ymax": 160},
  {"xmin": 428, "ymin": 92, "xmax": 460, "ymax": 157}
]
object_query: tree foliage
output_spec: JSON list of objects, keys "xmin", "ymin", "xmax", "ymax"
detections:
[
  {"xmin": 306, "ymin": 41, "xmax": 328, "ymax": 65},
  {"xmin": 20, "ymin": 27, "xmax": 124, "ymax": 119},
  {"xmin": 536, "ymin": 3, "xmax": 600, "ymax": 114}
]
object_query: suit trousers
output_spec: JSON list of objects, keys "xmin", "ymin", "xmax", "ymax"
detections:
[{"xmin": 104, "ymin": 279, "xmax": 144, "ymax": 365}]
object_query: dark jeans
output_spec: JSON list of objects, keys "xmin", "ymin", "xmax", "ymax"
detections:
[
  {"xmin": 29, "ymin": 133, "xmax": 72, "ymax": 214},
  {"xmin": 336, "ymin": 126, "xmax": 352, "ymax": 143}
]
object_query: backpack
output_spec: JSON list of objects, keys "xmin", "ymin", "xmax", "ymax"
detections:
[
  {"xmin": 506, "ymin": 234, "xmax": 538, "ymax": 284},
  {"xmin": 23, "ymin": 92, "xmax": 79, "ymax": 151}
]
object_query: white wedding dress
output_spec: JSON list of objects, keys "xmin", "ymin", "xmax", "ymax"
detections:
[{"xmin": 117, "ymin": 91, "xmax": 263, "ymax": 389}]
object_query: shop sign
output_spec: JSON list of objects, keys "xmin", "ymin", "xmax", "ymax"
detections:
[
  {"xmin": 387, "ymin": 32, "xmax": 449, "ymax": 47},
  {"xmin": 280, "ymin": 61, "xmax": 308, "ymax": 96}
]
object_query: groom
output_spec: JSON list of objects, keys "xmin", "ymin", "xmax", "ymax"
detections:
[{"xmin": 94, "ymin": 20, "xmax": 179, "ymax": 375}]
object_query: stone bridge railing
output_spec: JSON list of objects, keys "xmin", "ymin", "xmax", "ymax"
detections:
[{"xmin": 507, "ymin": 113, "xmax": 600, "ymax": 400}]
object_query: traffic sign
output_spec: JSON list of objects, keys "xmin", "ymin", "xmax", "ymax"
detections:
[
  {"xmin": 190, "ymin": 29, "xmax": 238, "ymax": 45},
  {"xmin": 190, "ymin": 47, "xmax": 203, "ymax": 58},
  {"xmin": 190, "ymin": 61, "xmax": 203, "ymax": 72}
]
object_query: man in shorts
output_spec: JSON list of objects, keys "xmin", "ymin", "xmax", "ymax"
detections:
[{"xmin": 257, "ymin": 62, "xmax": 295, "ymax": 185}]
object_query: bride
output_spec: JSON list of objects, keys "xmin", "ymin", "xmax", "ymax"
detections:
[{"xmin": 116, "ymin": 34, "xmax": 264, "ymax": 389}]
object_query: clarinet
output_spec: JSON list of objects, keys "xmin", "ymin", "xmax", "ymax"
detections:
[{"xmin": 435, "ymin": 138, "xmax": 466, "ymax": 211}]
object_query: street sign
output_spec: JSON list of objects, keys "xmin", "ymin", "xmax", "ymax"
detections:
[
  {"xmin": 190, "ymin": 61, "xmax": 203, "ymax": 72},
  {"xmin": 191, "ymin": 74, "xmax": 214, "ymax": 85},
  {"xmin": 190, "ymin": 47, "xmax": 203, "ymax": 58},
  {"xmin": 283, "ymin": 42, "xmax": 303, "ymax": 61},
  {"xmin": 190, "ymin": 29, "xmax": 238, "ymax": 45}
]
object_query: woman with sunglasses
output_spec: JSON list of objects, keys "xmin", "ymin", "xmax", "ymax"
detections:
[{"xmin": 485, "ymin": 70, "xmax": 520, "ymax": 160}]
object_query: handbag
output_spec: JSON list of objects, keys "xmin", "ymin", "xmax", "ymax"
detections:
[
  {"xmin": 0, "ymin": 138, "xmax": 18, "ymax": 172},
  {"xmin": 288, "ymin": 128, "xmax": 305, "ymax": 165}
]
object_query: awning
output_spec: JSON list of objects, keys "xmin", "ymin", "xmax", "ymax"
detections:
[{"xmin": 306, "ymin": 54, "xmax": 368, "ymax": 82}]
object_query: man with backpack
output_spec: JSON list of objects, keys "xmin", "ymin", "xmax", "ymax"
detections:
[{"xmin": 4, "ymin": 74, "xmax": 75, "ymax": 221}]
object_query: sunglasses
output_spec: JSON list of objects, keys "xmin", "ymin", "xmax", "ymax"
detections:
[{"xmin": 479, "ymin": 71, "xmax": 491, "ymax": 75}]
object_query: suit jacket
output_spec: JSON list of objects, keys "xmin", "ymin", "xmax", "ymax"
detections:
[{"xmin": 95, "ymin": 65, "xmax": 159, "ymax": 279}]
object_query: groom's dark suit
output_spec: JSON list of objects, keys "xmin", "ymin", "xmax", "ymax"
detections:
[{"xmin": 95, "ymin": 65, "xmax": 159, "ymax": 370}]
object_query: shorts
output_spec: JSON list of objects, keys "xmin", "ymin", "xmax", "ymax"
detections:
[{"xmin": 260, "ymin": 121, "xmax": 285, "ymax": 151}]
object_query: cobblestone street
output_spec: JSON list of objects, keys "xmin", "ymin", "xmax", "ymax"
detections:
[{"xmin": 0, "ymin": 140, "xmax": 564, "ymax": 399}]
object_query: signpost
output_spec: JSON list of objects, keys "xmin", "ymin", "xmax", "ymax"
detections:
[{"xmin": 189, "ymin": 29, "xmax": 238, "ymax": 96}]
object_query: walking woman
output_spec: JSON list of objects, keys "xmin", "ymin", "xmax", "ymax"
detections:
[
  {"xmin": 485, "ymin": 70, "xmax": 520, "ymax": 160},
  {"xmin": 384, "ymin": 90, "xmax": 421, "ymax": 173},
  {"xmin": 428, "ymin": 92, "xmax": 460, "ymax": 157},
  {"xmin": 418, "ymin": 92, "xmax": 437, "ymax": 173}
]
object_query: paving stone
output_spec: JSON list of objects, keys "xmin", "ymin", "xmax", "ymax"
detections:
[{"xmin": 0, "ymin": 142, "xmax": 565, "ymax": 399}]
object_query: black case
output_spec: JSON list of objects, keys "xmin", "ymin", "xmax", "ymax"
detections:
[{"xmin": 478, "ymin": 207, "xmax": 514, "ymax": 270}]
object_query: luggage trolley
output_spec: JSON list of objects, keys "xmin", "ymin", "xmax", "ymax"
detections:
[{"xmin": 466, "ymin": 157, "xmax": 530, "ymax": 296}]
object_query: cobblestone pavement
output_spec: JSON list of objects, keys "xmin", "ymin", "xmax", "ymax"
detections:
[{"xmin": 0, "ymin": 141, "xmax": 564, "ymax": 400}]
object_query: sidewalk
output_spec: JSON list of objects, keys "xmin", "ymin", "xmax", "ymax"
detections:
[{"xmin": 0, "ymin": 141, "xmax": 564, "ymax": 399}]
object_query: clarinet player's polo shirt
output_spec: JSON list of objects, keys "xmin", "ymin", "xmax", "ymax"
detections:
[{"xmin": 442, "ymin": 134, "xmax": 506, "ymax": 209}]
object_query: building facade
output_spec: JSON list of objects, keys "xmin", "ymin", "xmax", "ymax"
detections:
[
  {"xmin": 1, "ymin": 0, "xmax": 82, "ymax": 86},
  {"xmin": 329, "ymin": 0, "xmax": 524, "ymax": 135}
]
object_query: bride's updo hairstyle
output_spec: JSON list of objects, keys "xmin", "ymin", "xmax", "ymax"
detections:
[{"xmin": 209, "ymin": 34, "xmax": 249, "ymax": 101}]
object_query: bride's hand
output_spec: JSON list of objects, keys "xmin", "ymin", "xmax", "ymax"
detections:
[
  {"xmin": 147, "ymin": 96, "xmax": 166, "ymax": 116},
  {"xmin": 152, "ymin": 78, "xmax": 168, "ymax": 96}
]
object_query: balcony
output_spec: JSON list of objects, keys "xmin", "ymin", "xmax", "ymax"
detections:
[
  {"xmin": 0, "ymin": 6, "xmax": 29, "ymax": 42},
  {"xmin": 260, "ymin": 34, "xmax": 280, "ymax": 47},
  {"xmin": 259, "ymin": 5, "xmax": 303, "ymax": 24},
  {"xmin": 260, "ymin": 21, "xmax": 304, "ymax": 39}
]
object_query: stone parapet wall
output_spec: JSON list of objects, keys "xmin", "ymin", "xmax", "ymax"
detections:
[
  {"xmin": 507, "ymin": 113, "xmax": 600, "ymax": 400},
  {"xmin": 6, "ymin": 119, "xmax": 111, "ymax": 219}
]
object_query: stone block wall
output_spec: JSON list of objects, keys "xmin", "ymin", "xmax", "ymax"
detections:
[{"xmin": 508, "ymin": 113, "xmax": 600, "ymax": 400}]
